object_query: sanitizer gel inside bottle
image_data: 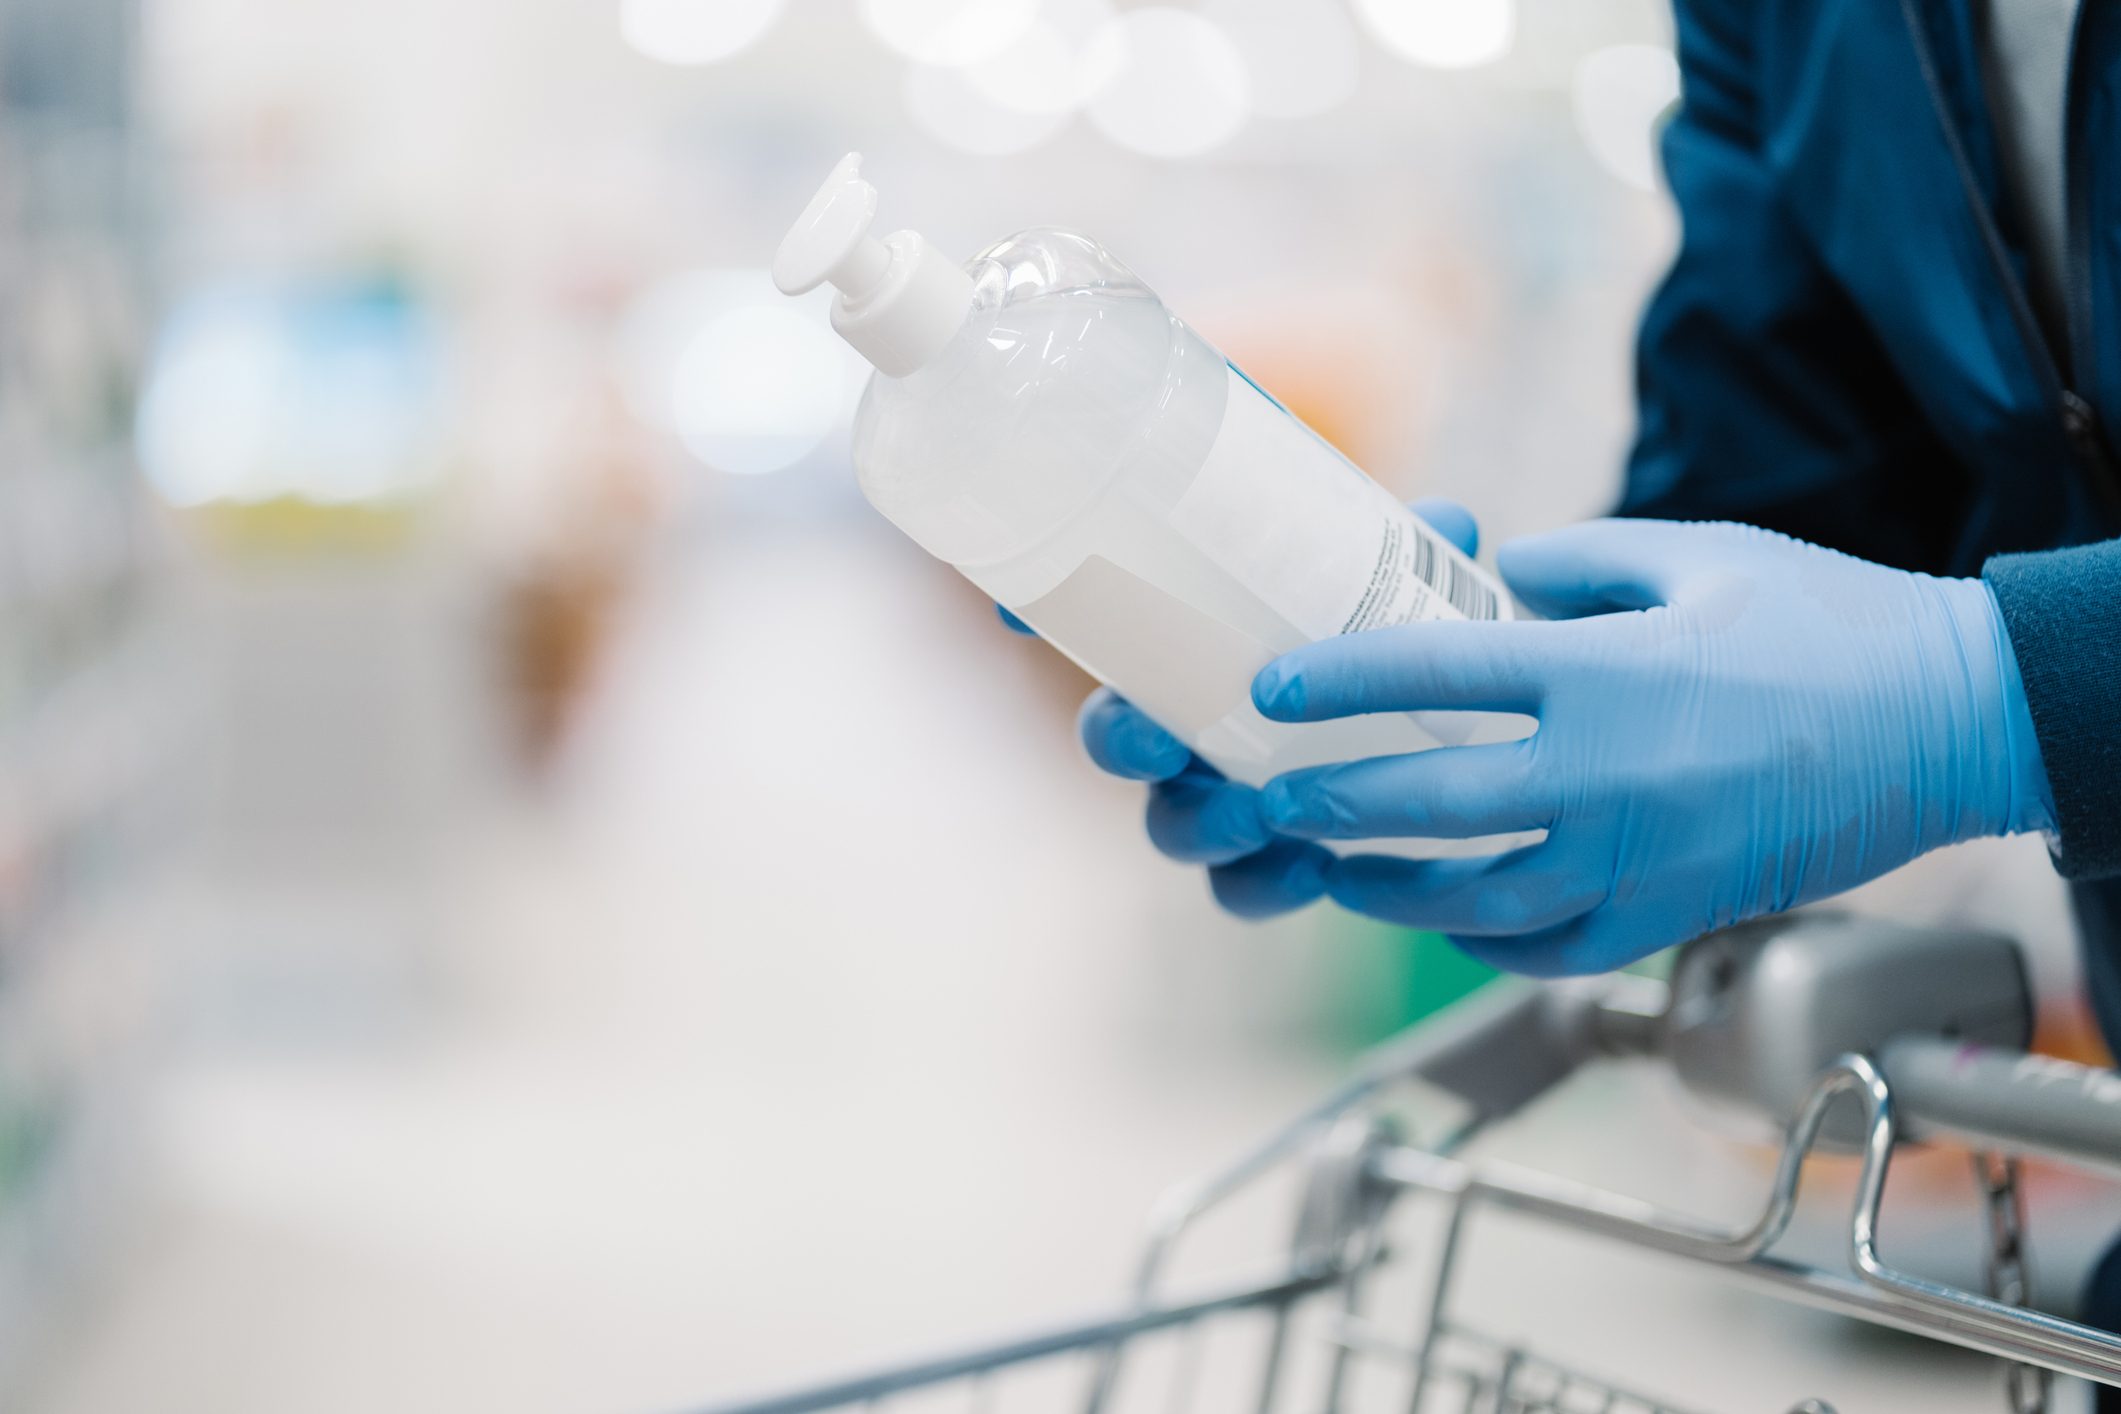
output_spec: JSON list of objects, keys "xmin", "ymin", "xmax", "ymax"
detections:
[{"xmin": 776, "ymin": 154, "xmax": 1528, "ymax": 859}]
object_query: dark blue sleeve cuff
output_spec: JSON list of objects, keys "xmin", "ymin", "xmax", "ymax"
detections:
[{"xmin": 1984, "ymin": 538, "xmax": 2121, "ymax": 880}]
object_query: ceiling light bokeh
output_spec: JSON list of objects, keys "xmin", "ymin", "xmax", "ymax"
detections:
[
  {"xmin": 1199, "ymin": 0, "xmax": 1359, "ymax": 120},
  {"xmin": 860, "ymin": 0, "xmax": 1041, "ymax": 68},
  {"xmin": 1352, "ymin": 0, "xmax": 1516, "ymax": 71},
  {"xmin": 619, "ymin": 0, "xmax": 784, "ymax": 67},
  {"xmin": 1081, "ymin": 7, "xmax": 1251, "ymax": 159},
  {"xmin": 671, "ymin": 306, "xmax": 848, "ymax": 475},
  {"xmin": 622, "ymin": 271, "xmax": 865, "ymax": 477},
  {"xmin": 962, "ymin": 0, "xmax": 1113, "ymax": 117}
]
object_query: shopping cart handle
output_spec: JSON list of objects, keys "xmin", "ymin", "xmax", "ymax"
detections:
[
  {"xmin": 1878, "ymin": 1035, "xmax": 2121, "ymax": 1176},
  {"xmin": 1660, "ymin": 913, "xmax": 2034, "ymax": 1123}
]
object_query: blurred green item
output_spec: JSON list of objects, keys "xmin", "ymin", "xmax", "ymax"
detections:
[
  {"xmin": 1322, "ymin": 916, "xmax": 1498, "ymax": 1053},
  {"xmin": 0, "ymin": 1093, "xmax": 59, "ymax": 1208},
  {"xmin": 1321, "ymin": 917, "xmax": 1678, "ymax": 1053}
]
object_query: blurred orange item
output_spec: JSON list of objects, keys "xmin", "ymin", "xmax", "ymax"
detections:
[
  {"xmin": 1202, "ymin": 277, "xmax": 1455, "ymax": 500},
  {"xmin": 498, "ymin": 382, "xmax": 663, "ymax": 772},
  {"xmin": 2035, "ymin": 995, "xmax": 2116, "ymax": 1069}
]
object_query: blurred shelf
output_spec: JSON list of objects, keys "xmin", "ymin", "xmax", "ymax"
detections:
[{"xmin": 0, "ymin": 0, "xmax": 175, "ymax": 1398}]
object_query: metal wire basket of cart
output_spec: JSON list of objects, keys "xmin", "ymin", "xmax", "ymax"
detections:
[{"xmin": 700, "ymin": 914, "xmax": 2121, "ymax": 1414}]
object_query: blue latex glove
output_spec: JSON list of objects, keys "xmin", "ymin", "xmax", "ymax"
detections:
[
  {"xmin": 1066, "ymin": 499, "xmax": 1483, "ymax": 919},
  {"xmin": 1252, "ymin": 518, "xmax": 2056, "ymax": 975}
]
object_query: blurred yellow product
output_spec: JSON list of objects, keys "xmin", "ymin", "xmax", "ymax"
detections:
[{"xmin": 185, "ymin": 495, "xmax": 425, "ymax": 555}]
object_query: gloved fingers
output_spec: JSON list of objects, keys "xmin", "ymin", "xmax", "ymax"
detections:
[
  {"xmin": 1207, "ymin": 839, "xmax": 1333, "ymax": 919},
  {"xmin": 1259, "ymin": 741, "xmax": 1548, "ymax": 840},
  {"xmin": 1448, "ymin": 907, "xmax": 1663, "ymax": 978},
  {"xmin": 1495, "ymin": 519, "xmax": 1721, "ymax": 620},
  {"xmin": 1146, "ymin": 766, "xmax": 1271, "ymax": 864},
  {"xmin": 1079, "ymin": 688, "xmax": 1193, "ymax": 781},
  {"xmin": 1253, "ymin": 619, "xmax": 1560, "ymax": 722},
  {"xmin": 1409, "ymin": 497, "xmax": 1478, "ymax": 557},
  {"xmin": 1322, "ymin": 846, "xmax": 1602, "ymax": 937},
  {"xmin": 997, "ymin": 604, "xmax": 1038, "ymax": 636}
]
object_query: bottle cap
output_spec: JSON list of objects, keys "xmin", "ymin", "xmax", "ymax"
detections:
[{"xmin": 773, "ymin": 153, "xmax": 975, "ymax": 378}]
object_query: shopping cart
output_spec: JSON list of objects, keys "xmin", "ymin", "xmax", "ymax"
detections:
[{"xmin": 701, "ymin": 913, "xmax": 2121, "ymax": 1414}]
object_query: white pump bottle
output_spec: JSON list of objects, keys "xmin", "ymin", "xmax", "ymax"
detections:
[{"xmin": 776, "ymin": 154, "xmax": 1526, "ymax": 859}]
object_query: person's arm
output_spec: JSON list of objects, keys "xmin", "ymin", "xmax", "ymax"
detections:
[
  {"xmin": 1622, "ymin": 0, "xmax": 1973, "ymax": 573},
  {"xmin": 1985, "ymin": 541, "xmax": 2121, "ymax": 878},
  {"xmin": 1638, "ymin": 1, "xmax": 2116, "ymax": 885}
]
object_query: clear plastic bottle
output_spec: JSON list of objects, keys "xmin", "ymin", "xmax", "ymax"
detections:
[{"xmin": 776, "ymin": 155, "xmax": 1524, "ymax": 858}]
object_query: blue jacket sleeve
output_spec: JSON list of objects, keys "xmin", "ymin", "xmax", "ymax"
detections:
[
  {"xmin": 1621, "ymin": 1, "xmax": 1972, "ymax": 573},
  {"xmin": 1984, "ymin": 540, "xmax": 2121, "ymax": 879}
]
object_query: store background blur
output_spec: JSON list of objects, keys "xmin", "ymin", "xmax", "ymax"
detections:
[{"xmin": 0, "ymin": 0, "xmax": 2096, "ymax": 1410}]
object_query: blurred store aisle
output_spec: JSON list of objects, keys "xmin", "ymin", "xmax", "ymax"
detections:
[{"xmin": 20, "ymin": 525, "xmax": 1352, "ymax": 1414}]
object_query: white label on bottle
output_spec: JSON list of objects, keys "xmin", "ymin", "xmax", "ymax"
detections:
[{"xmin": 1168, "ymin": 366, "xmax": 1508, "ymax": 639}]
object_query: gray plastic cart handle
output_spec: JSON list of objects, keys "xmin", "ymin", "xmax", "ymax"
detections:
[{"xmin": 1879, "ymin": 1035, "xmax": 2121, "ymax": 1177}]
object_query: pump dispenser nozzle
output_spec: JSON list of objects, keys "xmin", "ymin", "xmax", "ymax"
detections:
[{"xmin": 774, "ymin": 153, "xmax": 974, "ymax": 378}]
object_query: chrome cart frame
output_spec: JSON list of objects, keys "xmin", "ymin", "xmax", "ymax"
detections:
[{"xmin": 700, "ymin": 915, "xmax": 2121, "ymax": 1414}]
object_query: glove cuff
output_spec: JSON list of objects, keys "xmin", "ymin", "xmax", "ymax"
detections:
[{"xmin": 1939, "ymin": 576, "xmax": 2055, "ymax": 839}]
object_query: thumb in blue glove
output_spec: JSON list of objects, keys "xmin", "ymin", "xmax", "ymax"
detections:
[{"xmin": 1253, "ymin": 519, "xmax": 2055, "ymax": 975}]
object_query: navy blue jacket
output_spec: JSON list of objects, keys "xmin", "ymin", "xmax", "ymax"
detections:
[{"xmin": 1621, "ymin": 0, "xmax": 2121, "ymax": 1030}]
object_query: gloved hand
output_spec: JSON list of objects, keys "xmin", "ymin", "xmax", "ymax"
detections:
[
  {"xmin": 1252, "ymin": 518, "xmax": 2055, "ymax": 975},
  {"xmin": 1064, "ymin": 499, "xmax": 1483, "ymax": 919}
]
